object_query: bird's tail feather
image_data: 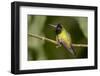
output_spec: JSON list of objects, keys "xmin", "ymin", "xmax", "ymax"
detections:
[
  {"xmin": 61, "ymin": 42, "xmax": 76, "ymax": 57},
  {"xmin": 69, "ymin": 46, "xmax": 76, "ymax": 57}
]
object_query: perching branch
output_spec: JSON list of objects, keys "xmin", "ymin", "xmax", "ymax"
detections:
[{"xmin": 28, "ymin": 33, "xmax": 87, "ymax": 47}]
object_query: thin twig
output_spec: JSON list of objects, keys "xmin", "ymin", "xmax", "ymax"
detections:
[
  {"xmin": 28, "ymin": 33, "xmax": 87, "ymax": 47},
  {"xmin": 72, "ymin": 44, "xmax": 87, "ymax": 47}
]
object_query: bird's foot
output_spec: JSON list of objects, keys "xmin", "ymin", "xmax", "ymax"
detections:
[{"xmin": 56, "ymin": 44, "xmax": 61, "ymax": 48}]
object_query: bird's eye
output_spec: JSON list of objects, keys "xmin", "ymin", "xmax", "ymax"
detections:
[
  {"xmin": 56, "ymin": 27, "xmax": 61, "ymax": 34},
  {"xmin": 58, "ymin": 27, "xmax": 61, "ymax": 30}
]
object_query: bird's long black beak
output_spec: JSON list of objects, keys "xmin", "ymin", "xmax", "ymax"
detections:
[{"xmin": 48, "ymin": 24, "xmax": 56, "ymax": 28}]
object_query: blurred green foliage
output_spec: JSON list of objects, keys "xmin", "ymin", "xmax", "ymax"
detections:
[{"xmin": 28, "ymin": 15, "xmax": 88, "ymax": 60}]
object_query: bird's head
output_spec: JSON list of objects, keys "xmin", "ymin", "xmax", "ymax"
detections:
[
  {"xmin": 56, "ymin": 24, "xmax": 62, "ymax": 34},
  {"xmin": 49, "ymin": 23, "xmax": 62, "ymax": 34}
]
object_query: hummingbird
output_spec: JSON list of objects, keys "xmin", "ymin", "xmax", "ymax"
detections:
[{"xmin": 49, "ymin": 24, "xmax": 76, "ymax": 56}]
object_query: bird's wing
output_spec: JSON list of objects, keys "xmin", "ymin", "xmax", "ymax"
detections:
[{"xmin": 66, "ymin": 32, "xmax": 72, "ymax": 43}]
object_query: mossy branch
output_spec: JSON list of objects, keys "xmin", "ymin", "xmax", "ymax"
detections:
[{"xmin": 28, "ymin": 33, "xmax": 87, "ymax": 47}]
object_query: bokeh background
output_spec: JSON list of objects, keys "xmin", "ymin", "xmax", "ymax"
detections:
[{"xmin": 28, "ymin": 15, "xmax": 88, "ymax": 61}]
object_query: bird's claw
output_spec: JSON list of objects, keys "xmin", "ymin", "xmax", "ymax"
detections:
[{"xmin": 56, "ymin": 44, "xmax": 61, "ymax": 48}]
